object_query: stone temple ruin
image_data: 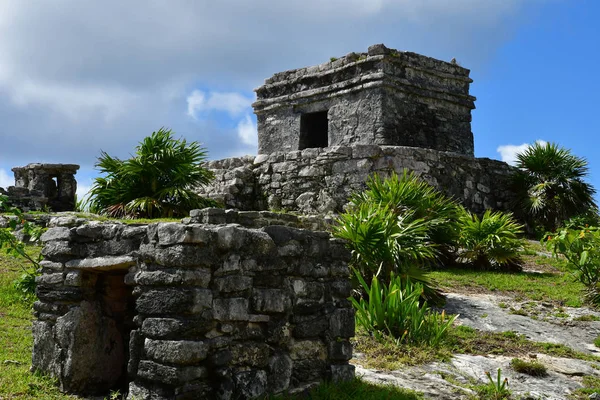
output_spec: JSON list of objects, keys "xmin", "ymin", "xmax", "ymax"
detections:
[
  {"xmin": 32, "ymin": 44, "xmax": 515, "ymax": 399},
  {"xmin": 198, "ymin": 44, "xmax": 514, "ymax": 215},
  {"xmin": 0, "ymin": 163, "xmax": 79, "ymax": 212}
]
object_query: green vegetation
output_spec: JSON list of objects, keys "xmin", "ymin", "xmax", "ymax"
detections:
[
  {"xmin": 351, "ymin": 272, "xmax": 456, "ymax": 345},
  {"xmin": 569, "ymin": 375, "xmax": 600, "ymax": 399},
  {"xmin": 270, "ymin": 378, "xmax": 423, "ymax": 400},
  {"xmin": 546, "ymin": 226, "xmax": 600, "ymax": 305},
  {"xmin": 509, "ymin": 358, "xmax": 548, "ymax": 376},
  {"xmin": 456, "ymin": 210, "xmax": 524, "ymax": 270},
  {"xmin": 0, "ymin": 246, "xmax": 76, "ymax": 399},
  {"xmin": 474, "ymin": 368, "xmax": 510, "ymax": 400},
  {"xmin": 88, "ymin": 128, "xmax": 217, "ymax": 219},
  {"xmin": 429, "ymin": 267, "xmax": 583, "ymax": 307},
  {"xmin": 511, "ymin": 142, "xmax": 597, "ymax": 233},
  {"xmin": 0, "ymin": 195, "xmax": 45, "ymax": 299}
]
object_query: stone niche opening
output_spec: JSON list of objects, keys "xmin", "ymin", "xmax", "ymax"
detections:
[
  {"xmin": 76, "ymin": 269, "xmax": 135, "ymax": 395},
  {"xmin": 299, "ymin": 111, "xmax": 329, "ymax": 149}
]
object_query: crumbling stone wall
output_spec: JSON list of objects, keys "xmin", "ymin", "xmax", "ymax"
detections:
[
  {"xmin": 32, "ymin": 216, "xmax": 354, "ymax": 399},
  {"xmin": 198, "ymin": 145, "xmax": 515, "ymax": 215},
  {"xmin": 255, "ymin": 44, "xmax": 475, "ymax": 156}
]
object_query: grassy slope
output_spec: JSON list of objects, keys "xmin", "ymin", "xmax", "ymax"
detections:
[{"xmin": 0, "ymin": 246, "xmax": 75, "ymax": 400}]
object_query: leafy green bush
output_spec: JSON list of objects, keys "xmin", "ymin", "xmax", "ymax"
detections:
[
  {"xmin": 350, "ymin": 270, "xmax": 457, "ymax": 346},
  {"xmin": 0, "ymin": 195, "xmax": 44, "ymax": 299},
  {"xmin": 349, "ymin": 171, "xmax": 462, "ymax": 261},
  {"xmin": 457, "ymin": 210, "xmax": 524, "ymax": 270},
  {"xmin": 333, "ymin": 171, "xmax": 462, "ymax": 302},
  {"xmin": 88, "ymin": 128, "xmax": 218, "ymax": 218},
  {"xmin": 545, "ymin": 227, "xmax": 600, "ymax": 305},
  {"xmin": 511, "ymin": 142, "xmax": 597, "ymax": 233}
]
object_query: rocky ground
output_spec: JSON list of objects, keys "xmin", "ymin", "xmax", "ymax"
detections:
[{"xmin": 353, "ymin": 290, "xmax": 600, "ymax": 399}]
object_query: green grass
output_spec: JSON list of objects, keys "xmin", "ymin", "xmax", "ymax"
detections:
[
  {"xmin": 0, "ymin": 246, "xmax": 77, "ymax": 399},
  {"xmin": 269, "ymin": 378, "xmax": 423, "ymax": 399},
  {"xmin": 354, "ymin": 326, "xmax": 600, "ymax": 371},
  {"xmin": 429, "ymin": 265, "xmax": 584, "ymax": 307},
  {"xmin": 510, "ymin": 358, "xmax": 548, "ymax": 376}
]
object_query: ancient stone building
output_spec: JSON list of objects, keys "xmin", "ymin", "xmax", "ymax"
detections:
[
  {"xmin": 32, "ymin": 213, "xmax": 354, "ymax": 399},
  {"xmin": 198, "ymin": 44, "xmax": 514, "ymax": 215},
  {"xmin": 0, "ymin": 163, "xmax": 79, "ymax": 212},
  {"xmin": 256, "ymin": 43, "xmax": 475, "ymax": 156}
]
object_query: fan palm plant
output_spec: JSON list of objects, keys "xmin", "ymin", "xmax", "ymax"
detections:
[
  {"xmin": 332, "ymin": 171, "xmax": 455, "ymax": 303},
  {"xmin": 511, "ymin": 142, "xmax": 596, "ymax": 233},
  {"xmin": 348, "ymin": 171, "xmax": 462, "ymax": 263},
  {"xmin": 457, "ymin": 210, "xmax": 524, "ymax": 270},
  {"xmin": 88, "ymin": 128, "xmax": 217, "ymax": 218}
]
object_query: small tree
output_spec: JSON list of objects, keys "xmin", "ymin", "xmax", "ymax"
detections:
[
  {"xmin": 511, "ymin": 142, "xmax": 597, "ymax": 233},
  {"xmin": 88, "ymin": 128, "xmax": 217, "ymax": 218}
]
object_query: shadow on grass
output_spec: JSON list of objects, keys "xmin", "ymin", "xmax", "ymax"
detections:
[{"xmin": 267, "ymin": 378, "xmax": 423, "ymax": 400}]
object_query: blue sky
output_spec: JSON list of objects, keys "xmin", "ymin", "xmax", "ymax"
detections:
[{"xmin": 0, "ymin": 0, "xmax": 598, "ymax": 201}]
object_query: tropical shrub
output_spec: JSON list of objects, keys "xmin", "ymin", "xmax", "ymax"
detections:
[
  {"xmin": 88, "ymin": 128, "xmax": 218, "ymax": 218},
  {"xmin": 0, "ymin": 195, "xmax": 44, "ymax": 299},
  {"xmin": 349, "ymin": 171, "xmax": 462, "ymax": 260},
  {"xmin": 511, "ymin": 142, "xmax": 597, "ymax": 233},
  {"xmin": 545, "ymin": 226, "xmax": 600, "ymax": 305},
  {"xmin": 351, "ymin": 269, "xmax": 457, "ymax": 346},
  {"xmin": 457, "ymin": 210, "xmax": 524, "ymax": 270}
]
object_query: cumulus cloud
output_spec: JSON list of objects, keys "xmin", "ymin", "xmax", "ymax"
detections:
[
  {"xmin": 497, "ymin": 140, "xmax": 547, "ymax": 165},
  {"xmin": 0, "ymin": 0, "xmax": 545, "ymax": 168},
  {"xmin": 186, "ymin": 90, "xmax": 253, "ymax": 119},
  {"xmin": 237, "ymin": 114, "xmax": 258, "ymax": 148}
]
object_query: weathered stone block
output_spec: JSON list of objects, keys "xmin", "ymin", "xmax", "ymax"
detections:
[
  {"xmin": 330, "ymin": 308, "xmax": 355, "ymax": 338},
  {"xmin": 252, "ymin": 289, "xmax": 291, "ymax": 314},
  {"xmin": 136, "ymin": 360, "xmax": 207, "ymax": 385},
  {"xmin": 213, "ymin": 298, "xmax": 249, "ymax": 321},
  {"xmin": 144, "ymin": 339, "xmax": 209, "ymax": 365}
]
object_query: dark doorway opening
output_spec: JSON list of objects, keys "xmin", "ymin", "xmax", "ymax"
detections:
[{"xmin": 299, "ymin": 111, "xmax": 328, "ymax": 149}]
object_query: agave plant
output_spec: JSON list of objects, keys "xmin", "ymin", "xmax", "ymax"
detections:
[
  {"xmin": 88, "ymin": 128, "xmax": 217, "ymax": 218},
  {"xmin": 457, "ymin": 210, "xmax": 524, "ymax": 270},
  {"xmin": 511, "ymin": 142, "xmax": 597, "ymax": 233}
]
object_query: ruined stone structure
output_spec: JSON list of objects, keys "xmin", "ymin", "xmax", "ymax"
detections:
[
  {"xmin": 198, "ymin": 44, "xmax": 515, "ymax": 214},
  {"xmin": 0, "ymin": 163, "xmax": 79, "ymax": 212},
  {"xmin": 32, "ymin": 44, "xmax": 516, "ymax": 399},
  {"xmin": 32, "ymin": 212, "xmax": 354, "ymax": 399},
  {"xmin": 256, "ymin": 44, "xmax": 475, "ymax": 156}
]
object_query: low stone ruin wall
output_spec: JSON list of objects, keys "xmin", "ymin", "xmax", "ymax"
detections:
[
  {"xmin": 32, "ymin": 217, "xmax": 354, "ymax": 399},
  {"xmin": 198, "ymin": 145, "xmax": 515, "ymax": 215}
]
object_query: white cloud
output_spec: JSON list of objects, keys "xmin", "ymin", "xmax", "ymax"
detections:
[
  {"xmin": 186, "ymin": 90, "xmax": 253, "ymax": 119},
  {"xmin": 237, "ymin": 114, "xmax": 258, "ymax": 147},
  {"xmin": 0, "ymin": 168, "xmax": 12, "ymax": 189},
  {"xmin": 0, "ymin": 0, "xmax": 546, "ymax": 168},
  {"xmin": 497, "ymin": 140, "xmax": 547, "ymax": 165}
]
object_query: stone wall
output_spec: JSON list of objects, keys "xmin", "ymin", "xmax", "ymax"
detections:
[
  {"xmin": 32, "ymin": 216, "xmax": 354, "ymax": 399},
  {"xmin": 254, "ymin": 44, "xmax": 475, "ymax": 156},
  {"xmin": 198, "ymin": 145, "xmax": 515, "ymax": 215}
]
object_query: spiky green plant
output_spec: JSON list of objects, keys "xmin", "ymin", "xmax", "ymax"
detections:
[
  {"xmin": 351, "ymin": 270, "xmax": 457, "ymax": 346},
  {"xmin": 88, "ymin": 128, "xmax": 218, "ymax": 218},
  {"xmin": 457, "ymin": 210, "xmax": 524, "ymax": 270},
  {"xmin": 350, "ymin": 171, "xmax": 462, "ymax": 260},
  {"xmin": 511, "ymin": 142, "xmax": 597, "ymax": 233}
]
